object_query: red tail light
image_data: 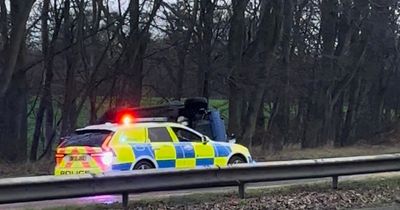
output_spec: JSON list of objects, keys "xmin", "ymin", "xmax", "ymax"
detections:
[
  {"xmin": 55, "ymin": 153, "xmax": 65, "ymax": 165},
  {"xmin": 101, "ymin": 134, "xmax": 113, "ymax": 151},
  {"xmin": 91, "ymin": 152, "xmax": 114, "ymax": 166},
  {"xmin": 55, "ymin": 153, "xmax": 65, "ymax": 158}
]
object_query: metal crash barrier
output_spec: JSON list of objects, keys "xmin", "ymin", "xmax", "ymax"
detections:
[{"xmin": 1, "ymin": 153, "xmax": 400, "ymax": 208}]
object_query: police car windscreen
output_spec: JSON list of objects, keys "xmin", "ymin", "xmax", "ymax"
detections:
[{"xmin": 60, "ymin": 130, "xmax": 111, "ymax": 147}]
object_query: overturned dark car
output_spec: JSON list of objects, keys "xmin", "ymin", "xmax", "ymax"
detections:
[{"xmin": 97, "ymin": 97, "xmax": 233, "ymax": 143}]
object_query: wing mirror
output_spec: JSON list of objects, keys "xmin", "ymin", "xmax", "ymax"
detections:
[
  {"xmin": 228, "ymin": 133, "xmax": 236, "ymax": 143},
  {"xmin": 201, "ymin": 135, "xmax": 210, "ymax": 144}
]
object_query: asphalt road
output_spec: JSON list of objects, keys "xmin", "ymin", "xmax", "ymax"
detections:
[{"xmin": 1, "ymin": 172, "xmax": 400, "ymax": 210}]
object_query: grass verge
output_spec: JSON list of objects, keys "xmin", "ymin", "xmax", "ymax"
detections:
[
  {"xmin": 0, "ymin": 159, "xmax": 54, "ymax": 178},
  {"xmin": 255, "ymin": 144, "xmax": 400, "ymax": 161}
]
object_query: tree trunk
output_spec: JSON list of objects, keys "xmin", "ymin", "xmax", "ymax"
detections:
[
  {"xmin": 0, "ymin": 0, "xmax": 34, "ymax": 162},
  {"xmin": 0, "ymin": 0, "xmax": 35, "ymax": 96},
  {"xmin": 198, "ymin": 0, "xmax": 214, "ymax": 98},
  {"xmin": 0, "ymin": 72, "xmax": 28, "ymax": 162},
  {"xmin": 318, "ymin": 0, "xmax": 338, "ymax": 146},
  {"xmin": 123, "ymin": 0, "xmax": 161, "ymax": 106},
  {"xmin": 30, "ymin": 0, "xmax": 55, "ymax": 161},
  {"xmin": 227, "ymin": 0, "xmax": 249, "ymax": 137},
  {"xmin": 339, "ymin": 77, "xmax": 361, "ymax": 146},
  {"xmin": 60, "ymin": 0, "xmax": 77, "ymax": 137},
  {"xmin": 241, "ymin": 0, "xmax": 282, "ymax": 147},
  {"xmin": 269, "ymin": 0, "xmax": 293, "ymax": 151}
]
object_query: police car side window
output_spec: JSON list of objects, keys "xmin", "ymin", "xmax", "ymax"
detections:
[
  {"xmin": 172, "ymin": 127, "xmax": 202, "ymax": 142},
  {"xmin": 148, "ymin": 127, "xmax": 173, "ymax": 142}
]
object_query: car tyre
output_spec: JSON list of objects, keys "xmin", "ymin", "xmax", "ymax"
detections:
[
  {"xmin": 133, "ymin": 160, "xmax": 155, "ymax": 170},
  {"xmin": 228, "ymin": 155, "xmax": 246, "ymax": 165}
]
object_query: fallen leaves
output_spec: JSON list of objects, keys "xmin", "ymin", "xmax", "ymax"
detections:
[{"xmin": 123, "ymin": 178, "xmax": 400, "ymax": 210}]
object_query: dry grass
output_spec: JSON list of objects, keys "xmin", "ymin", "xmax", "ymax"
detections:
[
  {"xmin": 253, "ymin": 124, "xmax": 400, "ymax": 161},
  {"xmin": 0, "ymin": 159, "xmax": 54, "ymax": 178},
  {"xmin": 254, "ymin": 144, "xmax": 400, "ymax": 162}
]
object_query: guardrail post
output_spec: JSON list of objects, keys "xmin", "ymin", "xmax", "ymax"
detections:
[
  {"xmin": 238, "ymin": 182, "xmax": 246, "ymax": 199},
  {"xmin": 332, "ymin": 176, "xmax": 338, "ymax": 189},
  {"xmin": 122, "ymin": 192, "xmax": 129, "ymax": 209}
]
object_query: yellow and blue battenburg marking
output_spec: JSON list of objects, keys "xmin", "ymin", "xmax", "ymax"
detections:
[
  {"xmin": 111, "ymin": 142, "xmax": 234, "ymax": 170},
  {"xmin": 175, "ymin": 143, "xmax": 195, "ymax": 158},
  {"xmin": 213, "ymin": 144, "xmax": 232, "ymax": 157},
  {"xmin": 132, "ymin": 144, "xmax": 155, "ymax": 159}
]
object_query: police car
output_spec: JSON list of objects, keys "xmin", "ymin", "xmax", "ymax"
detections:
[{"xmin": 54, "ymin": 115, "xmax": 253, "ymax": 175}]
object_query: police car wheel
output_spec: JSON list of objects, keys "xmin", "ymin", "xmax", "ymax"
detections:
[
  {"xmin": 134, "ymin": 161, "xmax": 154, "ymax": 170},
  {"xmin": 228, "ymin": 156, "xmax": 246, "ymax": 165}
]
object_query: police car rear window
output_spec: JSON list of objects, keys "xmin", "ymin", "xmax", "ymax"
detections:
[{"xmin": 60, "ymin": 130, "xmax": 112, "ymax": 147}]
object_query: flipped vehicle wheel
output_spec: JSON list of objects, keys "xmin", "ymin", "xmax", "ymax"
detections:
[
  {"xmin": 134, "ymin": 160, "xmax": 155, "ymax": 170},
  {"xmin": 228, "ymin": 155, "xmax": 246, "ymax": 165}
]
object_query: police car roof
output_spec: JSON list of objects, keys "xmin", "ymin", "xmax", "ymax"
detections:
[{"xmin": 76, "ymin": 122, "xmax": 186, "ymax": 132}]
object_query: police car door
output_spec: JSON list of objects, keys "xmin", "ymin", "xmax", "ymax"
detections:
[
  {"xmin": 171, "ymin": 127, "xmax": 214, "ymax": 168},
  {"xmin": 147, "ymin": 127, "xmax": 176, "ymax": 168}
]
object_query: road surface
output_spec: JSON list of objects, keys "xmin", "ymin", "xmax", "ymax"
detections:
[{"xmin": 1, "ymin": 172, "xmax": 400, "ymax": 210}]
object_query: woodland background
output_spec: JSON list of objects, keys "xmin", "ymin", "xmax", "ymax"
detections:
[{"xmin": 0, "ymin": 0, "xmax": 399, "ymax": 162}]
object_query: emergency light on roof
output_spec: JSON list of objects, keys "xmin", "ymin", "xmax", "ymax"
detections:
[
  {"xmin": 134, "ymin": 117, "xmax": 168, "ymax": 122},
  {"xmin": 117, "ymin": 116, "xmax": 168, "ymax": 124},
  {"xmin": 115, "ymin": 110, "xmax": 136, "ymax": 125},
  {"xmin": 114, "ymin": 109, "xmax": 170, "ymax": 124},
  {"xmin": 121, "ymin": 114, "xmax": 133, "ymax": 125}
]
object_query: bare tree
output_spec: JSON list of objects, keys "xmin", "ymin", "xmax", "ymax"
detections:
[
  {"xmin": 0, "ymin": 0, "xmax": 35, "ymax": 162},
  {"xmin": 30, "ymin": 0, "xmax": 63, "ymax": 161},
  {"xmin": 227, "ymin": 0, "xmax": 250, "ymax": 139}
]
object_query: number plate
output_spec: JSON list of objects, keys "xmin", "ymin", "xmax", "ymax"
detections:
[{"xmin": 69, "ymin": 155, "xmax": 87, "ymax": 161}]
